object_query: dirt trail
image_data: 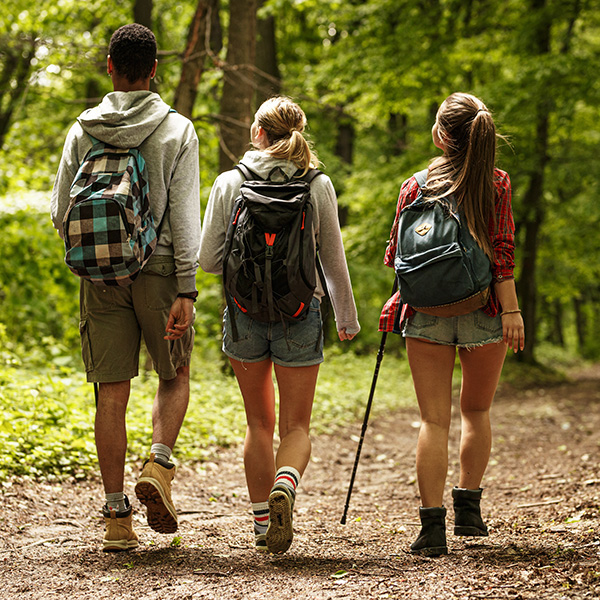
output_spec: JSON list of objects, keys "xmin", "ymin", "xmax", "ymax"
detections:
[{"xmin": 1, "ymin": 371, "xmax": 599, "ymax": 599}]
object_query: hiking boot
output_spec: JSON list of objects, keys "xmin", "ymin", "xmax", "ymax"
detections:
[
  {"xmin": 453, "ymin": 486, "xmax": 489, "ymax": 536},
  {"xmin": 102, "ymin": 496, "xmax": 139, "ymax": 552},
  {"xmin": 255, "ymin": 533, "xmax": 268, "ymax": 552},
  {"xmin": 266, "ymin": 485, "xmax": 295, "ymax": 554},
  {"xmin": 134, "ymin": 453, "xmax": 178, "ymax": 534},
  {"xmin": 410, "ymin": 506, "xmax": 448, "ymax": 557}
]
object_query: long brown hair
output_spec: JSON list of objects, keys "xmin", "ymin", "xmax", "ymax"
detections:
[
  {"xmin": 426, "ymin": 92, "xmax": 497, "ymax": 260},
  {"xmin": 253, "ymin": 96, "xmax": 319, "ymax": 174}
]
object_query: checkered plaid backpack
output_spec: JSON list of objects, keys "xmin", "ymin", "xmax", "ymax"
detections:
[{"xmin": 63, "ymin": 136, "xmax": 161, "ymax": 286}]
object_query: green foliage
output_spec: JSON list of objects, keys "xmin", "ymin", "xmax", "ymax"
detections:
[
  {"xmin": 0, "ymin": 209, "xmax": 80, "ymax": 350},
  {"xmin": 0, "ymin": 340, "xmax": 415, "ymax": 481}
]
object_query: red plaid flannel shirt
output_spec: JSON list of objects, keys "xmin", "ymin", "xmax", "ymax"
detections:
[{"xmin": 379, "ymin": 168, "xmax": 515, "ymax": 332}]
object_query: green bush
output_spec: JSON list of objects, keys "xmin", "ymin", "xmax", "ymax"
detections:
[{"xmin": 0, "ymin": 210, "xmax": 80, "ymax": 350}]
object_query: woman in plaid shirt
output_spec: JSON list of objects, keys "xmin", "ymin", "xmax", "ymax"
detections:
[{"xmin": 380, "ymin": 93, "xmax": 525, "ymax": 556}]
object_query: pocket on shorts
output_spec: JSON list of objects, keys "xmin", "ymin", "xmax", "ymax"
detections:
[
  {"xmin": 142, "ymin": 257, "xmax": 177, "ymax": 311},
  {"xmin": 79, "ymin": 319, "xmax": 94, "ymax": 371},
  {"xmin": 143, "ymin": 255, "xmax": 176, "ymax": 277},
  {"xmin": 473, "ymin": 310, "xmax": 502, "ymax": 335},
  {"xmin": 408, "ymin": 312, "xmax": 439, "ymax": 330},
  {"xmin": 223, "ymin": 305, "xmax": 254, "ymax": 341},
  {"xmin": 81, "ymin": 280, "xmax": 117, "ymax": 315},
  {"xmin": 284, "ymin": 300, "xmax": 322, "ymax": 349}
]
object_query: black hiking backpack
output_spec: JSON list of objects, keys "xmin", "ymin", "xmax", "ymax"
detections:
[
  {"xmin": 222, "ymin": 163, "xmax": 324, "ymax": 339},
  {"xmin": 394, "ymin": 169, "xmax": 493, "ymax": 317}
]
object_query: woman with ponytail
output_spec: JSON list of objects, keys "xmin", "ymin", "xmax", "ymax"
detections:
[
  {"xmin": 380, "ymin": 92, "xmax": 524, "ymax": 556},
  {"xmin": 200, "ymin": 96, "xmax": 360, "ymax": 554}
]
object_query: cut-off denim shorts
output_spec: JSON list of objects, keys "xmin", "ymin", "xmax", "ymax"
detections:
[
  {"xmin": 402, "ymin": 309, "xmax": 504, "ymax": 350},
  {"xmin": 222, "ymin": 296, "xmax": 324, "ymax": 367}
]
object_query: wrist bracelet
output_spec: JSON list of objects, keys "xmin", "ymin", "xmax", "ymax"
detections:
[
  {"xmin": 501, "ymin": 309, "xmax": 521, "ymax": 316},
  {"xmin": 177, "ymin": 291, "xmax": 198, "ymax": 302}
]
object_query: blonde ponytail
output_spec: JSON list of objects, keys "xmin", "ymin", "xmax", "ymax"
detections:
[{"xmin": 254, "ymin": 96, "xmax": 319, "ymax": 174}]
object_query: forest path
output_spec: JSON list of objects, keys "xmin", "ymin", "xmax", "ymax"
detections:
[{"xmin": 1, "ymin": 368, "xmax": 599, "ymax": 599}]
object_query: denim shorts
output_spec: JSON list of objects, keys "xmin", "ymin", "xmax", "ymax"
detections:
[
  {"xmin": 402, "ymin": 309, "xmax": 504, "ymax": 349},
  {"xmin": 222, "ymin": 297, "xmax": 324, "ymax": 367}
]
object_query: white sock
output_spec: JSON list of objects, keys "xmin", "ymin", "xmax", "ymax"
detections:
[
  {"xmin": 273, "ymin": 466, "xmax": 301, "ymax": 498},
  {"xmin": 151, "ymin": 443, "xmax": 172, "ymax": 464},
  {"xmin": 252, "ymin": 501, "xmax": 269, "ymax": 535},
  {"xmin": 105, "ymin": 492, "xmax": 126, "ymax": 512}
]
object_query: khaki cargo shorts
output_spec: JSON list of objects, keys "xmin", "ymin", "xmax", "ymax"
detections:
[{"xmin": 79, "ymin": 255, "xmax": 195, "ymax": 383}]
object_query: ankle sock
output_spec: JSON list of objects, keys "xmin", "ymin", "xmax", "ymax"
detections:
[
  {"xmin": 273, "ymin": 466, "xmax": 301, "ymax": 499},
  {"xmin": 105, "ymin": 492, "xmax": 127, "ymax": 513},
  {"xmin": 252, "ymin": 501, "xmax": 269, "ymax": 535},
  {"xmin": 150, "ymin": 443, "xmax": 172, "ymax": 465}
]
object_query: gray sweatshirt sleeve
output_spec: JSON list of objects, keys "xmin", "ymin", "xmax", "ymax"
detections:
[
  {"xmin": 167, "ymin": 134, "xmax": 201, "ymax": 293},
  {"xmin": 50, "ymin": 123, "xmax": 88, "ymax": 238},
  {"xmin": 314, "ymin": 176, "xmax": 361, "ymax": 335},
  {"xmin": 199, "ymin": 170, "xmax": 243, "ymax": 274}
]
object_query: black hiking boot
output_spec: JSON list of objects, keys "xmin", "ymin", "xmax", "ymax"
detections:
[
  {"xmin": 452, "ymin": 486, "xmax": 489, "ymax": 536},
  {"xmin": 410, "ymin": 506, "xmax": 448, "ymax": 556}
]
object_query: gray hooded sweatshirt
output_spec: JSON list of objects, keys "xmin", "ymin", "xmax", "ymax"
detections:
[
  {"xmin": 51, "ymin": 91, "xmax": 201, "ymax": 293},
  {"xmin": 199, "ymin": 151, "xmax": 360, "ymax": 335}
]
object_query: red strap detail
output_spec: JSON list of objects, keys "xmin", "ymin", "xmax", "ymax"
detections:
[
  {"xmin": 301, "ymin": 211, "xmax": 306, "ymax": 230},
  {"xmin": 265, "ymin": 232, "xmax": 276, "ymax": 246},
  {"xmin": 232, "ymin": 207, "xmax": 241, "ymax": 226},
  {"xmin": 233, "ymin": 297, "xmax": 247, "ymax": 313},
  {"xmin": 292, "ymin": 302, "xmax": 305, "ymax": 318}
]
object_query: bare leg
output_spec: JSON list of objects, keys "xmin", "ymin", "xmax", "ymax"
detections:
[
  {"xmin": 229, "ymin": 358, "xmax": 277, "ymax": 503},
  {"xmin": 273, "ymin": 363, "xmax": 320, "ymax": 475},
  {"xmin": 152, "ymin": 365, "xmax": 190, "ymax": 450},
  {"xmin": 95, "ymin": 380, "xmax": 131, "ymax": 494},
  {"xmin": 405, "ymin": 338, "xmax": 456, "ymax": 507},
  {"xmin": 457, "ymin": 343, "xmax": 507, "ymax": 489}
]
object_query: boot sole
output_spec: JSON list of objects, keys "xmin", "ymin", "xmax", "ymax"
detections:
[
  {"xmin": 410, "ymin": 545, "xmax": 448, "ymax": 557},
  {"xmin": 103, "ymin": 538, "xmax": 139, "ymax": 552},
  {"xmin": 135, "ymin": 479, "xmax": 178, "ymax": 534},
  {"xmin": 454, "ymin": 526, "xmax": 488, "ymax": 536},
  {"xmin": 266, "ymin": 490, "xmax": 293, "ymax": 554}
]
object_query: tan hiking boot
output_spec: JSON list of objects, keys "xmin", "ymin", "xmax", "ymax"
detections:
[
  {"xmin": 134, "ymin": 453, "xmax": 178, "ymax": 534},
  {"xmin": 102, "ymin": 497, "xmax": 139, "ymax": 552}
]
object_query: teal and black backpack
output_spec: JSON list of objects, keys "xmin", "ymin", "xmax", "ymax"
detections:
[
  {"xmin": 63, "ymin": 136, "xmax": 162, "ymax": 286},
  {"xmin": 394, "ymin": 169, "xmax": 492, "ymax": 317}
]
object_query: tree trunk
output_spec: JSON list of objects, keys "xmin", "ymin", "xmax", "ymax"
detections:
[
  {"xmin": 550, "ymin": 299, "xmax": 565, "ymax": 347},
  {"xmin": 173, "ymin": 0, "xmax": 221, "ymax": 119},
  {"xmin": 516, "ymin": 0, "xmax": 552, "ymax": 364},
  {"xmin": 134, "ymin": 0, "xmax": 153, "ymax": 28},
  {"xmin": 255, "ymin": 0, "xmax": 281, "ymax": 108},
  {"xmin": 218, "ymin": 0, "xmax": 257, "ymax": 173},
  {"xmin": 388, "ymin": 113, "xmax": 408, "ymax": 156},
  {"xmin": 334, "ymin": 108, "xmax": 354, "ymax": 228},
  {"xmin": 573, "ymin": 296, "xmax": 586, "ymax": 354},
  {"xmin": 0, "ymin": 36, "xmax": 36, "ymax": 150}
]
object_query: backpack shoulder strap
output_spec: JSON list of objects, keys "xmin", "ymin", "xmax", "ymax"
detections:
[
  {"xmin": 236, "ymin": 163, "xmax": 262, "ymax": 181},
  {"xmin": 292, "ymin": 168, "xmax": 323, "ymax": 184},
  {"xmin": 412, "ymin": 168, "xmax": 429, "ymax": 190}
]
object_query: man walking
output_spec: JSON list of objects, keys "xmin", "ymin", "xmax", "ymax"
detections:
[{"xmin": 51, "ymin": 24, "xmax": 201, "ymax": 551}]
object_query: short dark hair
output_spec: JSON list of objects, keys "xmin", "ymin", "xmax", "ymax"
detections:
[{"xmin": 108, "ymin": 24, "xmax": 157, "ymax": 83}]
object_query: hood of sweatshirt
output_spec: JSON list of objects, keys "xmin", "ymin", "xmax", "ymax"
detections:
[
  {"xmin": 239, "ymin": 150, "xmax": 305, "ymax": 182},
  {"xmin": 77, "ymin": 91, "xmax": 171, "ymax": 148}
]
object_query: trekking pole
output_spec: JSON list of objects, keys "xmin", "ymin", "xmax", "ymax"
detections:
[{"xmin": 340, "ymin": 278, "xmax": 398, "ymax": 525}]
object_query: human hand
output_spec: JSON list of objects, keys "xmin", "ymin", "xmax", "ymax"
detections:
[
  {"xmin": 164, "ymin": 297, "xmax": 195, "ymax": 340},
  {"xmin": 338, "ymin": 328, "xmax": 356, "ymax": 341},
  {"xmin": 502, "ymin": 312, "xmax": 524, "ymax": 353}
]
